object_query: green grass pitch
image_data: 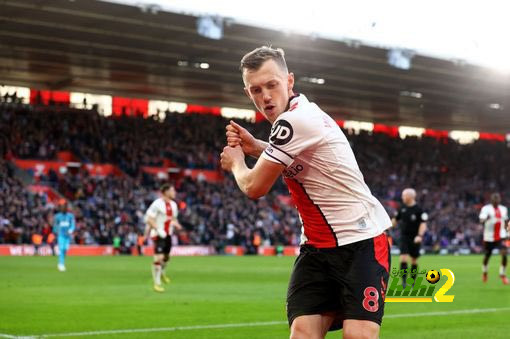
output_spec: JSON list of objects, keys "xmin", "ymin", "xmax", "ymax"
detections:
[{"xmin": 0, "ymin": 255, "xmax": 508, "ymax": 338}]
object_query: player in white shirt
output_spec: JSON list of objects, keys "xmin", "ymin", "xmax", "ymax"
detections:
[
  {"xmin": 221, "ymin": 46, "xmax": 392, "ymax": 339},
  {"xmin": 479, "ymin": 193, "xmax": 509, "ymax": 285},
  {"xmin": 144, "ymin": 183, "xmax": 182, "ymax": 292}
]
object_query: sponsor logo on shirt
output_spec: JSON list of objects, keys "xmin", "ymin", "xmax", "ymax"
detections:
[
  {"xmin": 270, "ymin": 120, "xmax": 293, "ymax": 146},
  {"xmin": 283, "ymin": 164, "xmax": 304, "ymax": 178}
]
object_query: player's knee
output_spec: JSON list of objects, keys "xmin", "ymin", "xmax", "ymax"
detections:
[
  {"xmin": 343, "ymin": 320, "xmax": 380, "ymax": 339},
  {"xmin": 289, "ymin": 320, "xmax": 322, "ymax": 339},
  {"xmin": 163, "ymin": 254, "xmax": 169, "ymax": 262}
]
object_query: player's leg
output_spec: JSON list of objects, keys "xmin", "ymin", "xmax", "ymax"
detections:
[
  {"xmin": 399, "ymin": 241, "xmax": 409, "ymax": 287},
  {"xmin": 410, "ymin": 257, "xmax": 419, "ymax": 282},
  {"xmin": 482, "ymin": 241, "xmax": 493, "ymax": 282},
  {"xmin": 290, "ymin": 313, "xmax": 335, "ymax": 339},
  {"xmin": 343, "ymin": 320, "xmax": 380, "ymax": 339},
  {"xmin": 152, "ymin": 254, "xmax": 164, "ymax": 291},
  {"xmin": 152, "ymin": 237, "xmax": 165, "ymax": 292},
  {"xmin": 161, "ymin": 236, "xmax": 172, "ymax": 283},
  {"xmin": 161, "ymin": 254, "xmax": 170, "ymax": 283},
  {"xmin": 57, "ymin": 237, "xmax": 66, "ymax": 271},
  {"xmin": 499, "ymin": 244, "xmax": 508, "ymax": 284},
  {"xmin": 410, "ymin": 242, "xmax": 421, "ymax": 283},
  {"xmin": 341, "ymin": 233, "xmax": 390, "ymax": 339},
  {"xmin": 287, "ymin": 246, "xmax": 340, "ymax": 338}
]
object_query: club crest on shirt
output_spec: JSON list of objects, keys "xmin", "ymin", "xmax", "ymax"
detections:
[{"xmin": 270, "ymin": 120, "xmax": 293, "ymax": 145}]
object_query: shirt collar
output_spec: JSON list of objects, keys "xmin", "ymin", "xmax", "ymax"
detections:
[{"xmin": 285, "ymin": 93, "xmax": 301, "ymax": 111}]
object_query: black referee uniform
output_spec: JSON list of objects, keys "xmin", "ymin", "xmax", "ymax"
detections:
[{"xmin": 394, "ymin": 204, "xmax": 428, "ymax": 284}]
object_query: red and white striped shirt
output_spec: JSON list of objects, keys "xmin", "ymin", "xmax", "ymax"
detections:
[
  {"xmin": 145, "ymin": 198, "xmax": 178, "ymax": 238},
  {"xmin": 261, "ymin": 94, "xmax": 392, "ymax": 248},
  {"xmin": 479, "ymin": 204, "xmax": 508, "ymax": 242}
]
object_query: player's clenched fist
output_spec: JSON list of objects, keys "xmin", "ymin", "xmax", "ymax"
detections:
[
  {"xmin": 225, "ymin": 120, "xmax": 257, "ymax": 156},
  {"xmin": 220, "ymin": 145, "xmax": 245, "ymax": 171}
]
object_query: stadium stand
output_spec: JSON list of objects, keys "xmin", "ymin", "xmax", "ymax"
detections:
[{"xmin": 1, "ymin": 99, "xmax": 509, "ymax": 254}]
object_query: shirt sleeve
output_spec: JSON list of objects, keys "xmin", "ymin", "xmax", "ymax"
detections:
[
  {"xmin": 261, "ymin": 111, "xmax": 323, "ymax": 167},
  {"xmin": 479, "ymin": 206, "xmax": 488, "ymax": 221},
  {"xmin": 419, "ymin": 208, "xmax": 428, "ymax": 222},
  {"xmin": 146, "ymin": 200, "xmax": 160, "ymax": 219}
]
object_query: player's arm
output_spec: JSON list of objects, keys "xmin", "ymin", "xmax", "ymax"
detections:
[
  {"xmin": 69, "ymin": 214, "xmax": 76, "ymax": 235},
  {"xmin": 220, "ymin": 145, "xmax": 285, "ymax": 199},
  {"xmin": 52, "ymin": 215, "xmax": 58, "ymax": 235},
  {"xmin": 414, "ymin": 222, "xmax": 427, "ymax": 243},
  {"xmin": 391, "ymin": 210, "xmax": 400, "ymax": 227},
  {"xmin": 479, "ymin": 206, "xmax": 489, "ymax": 224},
  {"xmin": 144, "ymin": 215, "xmax": 157, "ymax": 238},
  {"xmin": 172, "ymin": 219, "xmax": 183, "ymax": 231},
  {"xmin": 226, "ymin": 121, "xmax": 267, "ymax": 158}
]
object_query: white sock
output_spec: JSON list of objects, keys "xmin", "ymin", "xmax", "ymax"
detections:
[
  {"xmin": 482, "ymin": 265, "xmax": 488, "ymax": 273},
  {"xmin": 500, "ymin": 265, "xmax": 506, "ymax": 276},
  {"xmin": 153, "ymin": 262, "xmax": 162, "ymax": 285}
]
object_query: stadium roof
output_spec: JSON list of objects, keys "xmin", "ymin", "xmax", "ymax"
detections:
[{"xmin": 0, "ymin": 0, "xmax": 509, "ymax": 132}]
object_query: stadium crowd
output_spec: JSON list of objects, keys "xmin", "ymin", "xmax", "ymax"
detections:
[{"xmin": 1, "ymin": 102, "xmax": 509, "ymax": 254}]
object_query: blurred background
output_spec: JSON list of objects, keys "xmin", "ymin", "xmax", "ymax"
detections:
[
  {"xmin": 0, "ymin": 2, "xmax": 509, "ymax": 337},
  {"xmin": 1, "ymin": 0, "xmax": 508, "ymax": 255}
]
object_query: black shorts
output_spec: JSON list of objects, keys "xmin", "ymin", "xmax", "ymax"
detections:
[
  {"xmin": 286, "ymin": 233, "xmax": 390, "ymax": 332},
  {"xmin": 484, "ymin": 240, "xmax": 506, "ymax": 255},
  {"xmin": 399, "ymin": 236, "xmax": 421, "ymax": 258},
  {"xmin": 154, "ymin": 235, "xmax": 172, "ymax": 255}
]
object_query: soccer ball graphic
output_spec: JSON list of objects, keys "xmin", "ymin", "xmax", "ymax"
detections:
[{"xmin": 426, "ymin": 270, "xmax": 441, "ymax": 284}]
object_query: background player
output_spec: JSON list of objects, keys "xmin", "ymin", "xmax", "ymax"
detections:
[
  {"xmin": 392, "ymin": 188, "xmax": 428, "ymax": 286},
  {"xmin": 479, "ymin": 193, "xmax": 509, "ymax": 284},
  {"xmin": 53, "ymin": 199, "xmax": 75, "ymax": 272},
  {"xmin": 221, "ymin": 46, "xmax": 391, "ymax": 339},
  {"xmin": 144, "ymin": 184, "xmax": 182, "ymax": 292}
]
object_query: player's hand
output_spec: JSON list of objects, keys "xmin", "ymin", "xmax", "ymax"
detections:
[
  {"xmin": 157, "ymin": 229, "xmax": 167, "ymax": 238},
  {"xmin": 171, "ymin": 220, "xmax": 182, "ymax": 231},
  {"xmin": 414, "ymin": 235, "xmax": 422, "ymax": 244},
  {"xmin": 226, "ymin": 121, "xmax": 257, "ymax": 156},
  {"xmin": 220, "ymin": 146, "xmax": 245, "ymax": 172}
]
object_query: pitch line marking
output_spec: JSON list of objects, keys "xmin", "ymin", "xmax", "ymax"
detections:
[
  {"xmin": 3, "ymin": 306, "xmax": 510, "ymax": 338},
  {"xmin": 0, "ymin": 334, "xmax": 19, "ymax": 339}
]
